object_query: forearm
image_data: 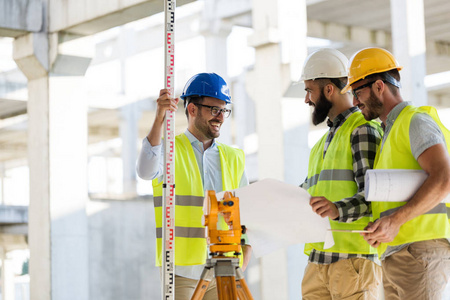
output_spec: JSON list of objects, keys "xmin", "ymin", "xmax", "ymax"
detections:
[
  {"xmin": 392, "ymin": 143, "xmax": 450, "ymax": 226},
  {"xmin": 335, "ymin": 192, "xmax": 371, "ymax": 222},
  {"xmin": 391, "ymin": 172, "xmax": 450, "ymax": 226},
  {"xmin": 136, "ymin": 138, "xmax": 164, "ymax": 180},
  {"xmin": 241, "ymin": 245, "xmax": 252, "ymax": 271},
  {"xmin": 147, "ymin": 115, "xmax": 164, "ymax": 147}
]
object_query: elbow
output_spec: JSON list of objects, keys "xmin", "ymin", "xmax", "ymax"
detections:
[{"xmin": 135, "ymin": 165, "xmax": 151, "ymax": 181}]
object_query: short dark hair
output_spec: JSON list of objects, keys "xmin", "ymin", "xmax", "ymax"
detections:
[
  {"xmin": 315, "ymin": 77, "xmax": 347, "ymax": 91},
  {"xmin": 184, "ymin": 96, "xmax": 203, "ymax": 119},
  {"xmin": 364, "ymin": 70, "xmax": 401, "ymax": 96}
]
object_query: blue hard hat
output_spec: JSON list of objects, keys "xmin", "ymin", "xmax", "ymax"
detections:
[{"xmin": 180, "ymin": 73, "xmax": 231, "ymax": 104}]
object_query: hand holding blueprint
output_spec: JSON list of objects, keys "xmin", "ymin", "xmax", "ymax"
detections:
[
  {"xmin": 217, "ymin": 178, "xmax": 334, "ymax": 258},
  {"xmin": 365, "ymin": 169, "xmax": 450, "ymax": 203}
]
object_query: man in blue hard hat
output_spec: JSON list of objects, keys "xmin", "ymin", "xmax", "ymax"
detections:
[{"xmin": 136, "ymin": 73, "xmax": 251, "ymax": 299}]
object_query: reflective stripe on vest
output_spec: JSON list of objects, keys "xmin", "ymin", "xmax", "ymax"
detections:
[
  {"xmin": 380, "ymin": 203, "xmax": 450, "ymax": 219},
  {"xmin": 154, "ymin": 195, "xmax": 204, "ymax": 208},
  {"xmin": 156, "ymin": 227, "xmax": 205, "ymax": 239},
  {"xmin": 305, "ymin": 112, "xmax": 382, "ymax": 255},
  {"xmin": 304, "ymin": 169, "xmax": 355, "ymax": 190},
  {"xmin": 373, "ymin": 105, "xmax": 450, "ymax": 256},
  {"xmin": 152, "ymin": 133, "xmax": 245, "ymax": 266}
]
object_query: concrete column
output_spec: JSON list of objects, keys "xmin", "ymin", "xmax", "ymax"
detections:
[
  {"xmin": 13, "ymin": 31, "xmax": 92, "ymax": 300},
  {"xmin": 118, "ymin": 27, "xmax": 139, "ymax": 197},
  {"xmin": 0, "ymin": 163, "xmax": 4, "ymax": 204},
  {"xmin": 0, "ymin": 249, "xmax": 15, "ymax": 300},
  {"xmin": 119, "ymin": 103, "xmax": 140, "ymax": 196},
  {"xmin": 247, "ymin": 0, "xmax": 309, "ymax": 298},
  {"xmin": 390, "ymin": 0, "xmax": 427, "ymax": 106},
  {"xmin": 201, "ymin": 0, "xmax": 233, "ymax": 145},
  {"xmin": 247, "ymin": 1, "xmax": 285, "ymax": 182},
  {"xmin": 280, "ymin": 0, "xmax": 309, "ymax": 185}
]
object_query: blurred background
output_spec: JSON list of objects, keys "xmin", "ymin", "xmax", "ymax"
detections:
[{"xmin": 0, "ymin": 0, "xmax": 450, "ymax": 299}]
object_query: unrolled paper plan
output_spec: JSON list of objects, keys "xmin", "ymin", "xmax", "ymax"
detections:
[
  {"xmin": 216, "ymin": 178, "xmax": 334, "ymax": 258},
  {"xmin": 365, "ymin": 169, "xmax": 450, "ymax": 203}
]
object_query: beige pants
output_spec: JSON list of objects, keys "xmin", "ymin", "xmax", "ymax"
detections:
[
  {"xmin": 382, "ymin": 239, "xmax": 450, "ymax": 300},
  {"xmin": 301, "ymin": 258, "xmax": 382, "ymax": 300},
  {"xmin": 174, "ymin": 275, "xmax": 218, "ymax": 300}
]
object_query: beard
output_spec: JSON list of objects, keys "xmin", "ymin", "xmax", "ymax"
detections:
[
  {"xmin": 194, "ymin": 108, "xmax": 221, "ymax": 139},
  {"xmin": 361, "ymin": 90, "xmax": 383, "ymax": 121},
  {"xmin": 312, "ymin": 89, "xmax": 332, "ymax": 125}
]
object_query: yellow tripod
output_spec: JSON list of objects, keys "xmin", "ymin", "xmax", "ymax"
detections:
[{"xmin": 191, "ymin": 191, "xmax": 254, "ymax": 300}]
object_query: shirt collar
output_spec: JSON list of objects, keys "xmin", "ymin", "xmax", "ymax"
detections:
[
  {"xmin": 327, "ymin": 106, "xmax": 359, "ymax": 128},
  {"xmin": 184, "ymin": 129, "xmax": 217, "ymax": 150},
  {"xmin": 384, "ymin": 101, "xmax": 411, "ymax": 129}
]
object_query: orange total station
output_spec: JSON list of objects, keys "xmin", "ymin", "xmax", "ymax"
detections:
[{"xmin": 202, "ymin": 190, "xmax": 243, "ymax": 256}]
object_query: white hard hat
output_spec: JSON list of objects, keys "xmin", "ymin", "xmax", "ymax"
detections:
[{"xmin": 300, "ymin": 48, "xmax": 349, "ymax": 81}]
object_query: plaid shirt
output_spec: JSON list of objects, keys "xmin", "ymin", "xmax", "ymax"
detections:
[{"xmin": 303, "ymin": 107, "xmax": 382, "ymax": 264}]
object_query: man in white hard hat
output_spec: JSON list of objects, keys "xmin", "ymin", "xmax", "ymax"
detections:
[{"xmin": 299, "ymin": 48, "xmax": 383, "ymax": 299}]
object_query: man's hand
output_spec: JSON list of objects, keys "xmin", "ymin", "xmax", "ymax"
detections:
[
  {"xmin": 310, "ymin": 196, "xmax": 339, "ymax": 220},
  {"xmin": 147, "ymin": 89, "xmax": 180, "ymax": 146},
  {"xmin": 155, "ymin": 88, "xmax": 180, "ymax": 122},
  {"xmin": 361, "ymin": 216, "xmax": 401, "ymax": 248}
]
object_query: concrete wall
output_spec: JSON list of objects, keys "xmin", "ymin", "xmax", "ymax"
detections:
[{"xmin": 88, "ymin": 198, "xmax": 160, "ymax": 300}]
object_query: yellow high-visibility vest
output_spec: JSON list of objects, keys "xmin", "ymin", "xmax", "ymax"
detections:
[
  {"xmin": 304, "ymin": 112, "xmax": 382, "ymax": 255},
  {"xmin": 373, "ymin": 105, "xmax": 450, "ymax": 256},
  {"xmin": 153, "ymin": 133, "xmax": 245, "ymax": 266}
]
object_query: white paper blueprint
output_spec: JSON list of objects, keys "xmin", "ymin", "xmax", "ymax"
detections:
[{"xmin": 216, "ymin": 178, "xmax": 334, "ymax": 258}]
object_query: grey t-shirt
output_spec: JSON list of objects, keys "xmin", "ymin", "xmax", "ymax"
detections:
[{"xmin": 381, "ymin": 103, "xmax": 447, "ymax": 259}]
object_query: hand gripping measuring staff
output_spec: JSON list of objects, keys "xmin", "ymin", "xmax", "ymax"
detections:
[
  {"xmin": 191, "ymin": 191, "xmax": 254, "ymax": 300},
  {"xmin": 162, "ymin": 0, "xmax": 176, "ymax": 299}
]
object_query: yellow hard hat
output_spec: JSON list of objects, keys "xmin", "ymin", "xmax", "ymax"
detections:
[{"xmin": 341, "ymin": 47, "xmax": 402, "ymax": 93}]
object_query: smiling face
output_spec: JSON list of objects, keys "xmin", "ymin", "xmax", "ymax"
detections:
[
  {"xmin": 304, "ymin": 80, "xmax": 333, "ymax": 125},
  {"xmin": 190, "ymin": 96, "xmax": 227, "ymax": 141},
  {"xmin": 352, "ymin": 80, "xmax": 383, "ymax": 121}
]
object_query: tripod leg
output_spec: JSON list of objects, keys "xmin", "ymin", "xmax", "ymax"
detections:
[
  {"xmin": 235, "ymin": 278, "xmax": 253, "ymax": 300},
  {"xmin": 216, "ymin": 276, "xmax": 238, "ymax": 300},
  {"xmin": 235, "ymin": 268, "xmax": 254, "ymax": 300},
  {"xmin": 191, "ymin": 267, "xmax": 214, "ymax": 300},
  {"xmin": 191, "ymin": 279, "xmax": 211, "ymax": 300}
]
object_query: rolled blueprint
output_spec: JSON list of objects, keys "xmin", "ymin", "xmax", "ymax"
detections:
[{"xmin": 365, "ymin": 169, "xmax": 450, "ymax": 203}]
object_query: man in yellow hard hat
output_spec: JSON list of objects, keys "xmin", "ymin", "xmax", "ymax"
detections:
[
  {"xmin": 342, "ymin": 47, "xmax": 450, "ymax": 300},
  {"xmin": 299, "ymin": 48, "xmax": 383, "ymax": 299}
]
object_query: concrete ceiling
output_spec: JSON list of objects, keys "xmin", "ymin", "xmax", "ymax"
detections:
[{"xmin": 1, "ymin": 0, "xmax": 450, "ymax": 164}]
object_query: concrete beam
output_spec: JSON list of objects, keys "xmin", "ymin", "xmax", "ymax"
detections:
[
  {"xmin": 307, "ymin": 19, "xmax": 392, "ymax": 48},
  {"xmin": 0, "ymin": 224, "xmax": 28, "ymax": 235},
  {"xmin": 50, "ymin": 0, "xmax": 195, "ymax": 36},
  {"xmin": 0, "ymin": 0, "xmax": 43, "ymax": 37},
  {"xmin": 0, "ymin": 234, "xmax": 27, "ymax": 250},
  {"xmin": 0, "ymin": 205, "xmax": 28, "ymax": 224},
  {"xmin": 1, "ymin": 0, "xmax": 195, "ymax": 38}
]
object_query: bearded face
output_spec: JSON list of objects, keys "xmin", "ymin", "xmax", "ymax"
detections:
[
  {"xmin": 359, "ymin": 89, "xmax": 383, "ymax": 121},
  {"xmin": 312, "ymin": 89, "xmax": 333, "ymax": 125},
  {"xmin": 194, "ymin": 106, "xmax": 223, "ymax": 139}
]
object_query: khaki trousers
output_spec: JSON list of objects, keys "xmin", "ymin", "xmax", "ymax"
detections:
[
  {"xmin": 301, "ymin": 258, "xmax": 382, "ymax": 300},
  {"xmin": 382, "ymin": 239, "xmax": 450, "ymax": 300},
  {"xmin": 174, "ymin": 275, "xmax": 218, "ymax": 300}
]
